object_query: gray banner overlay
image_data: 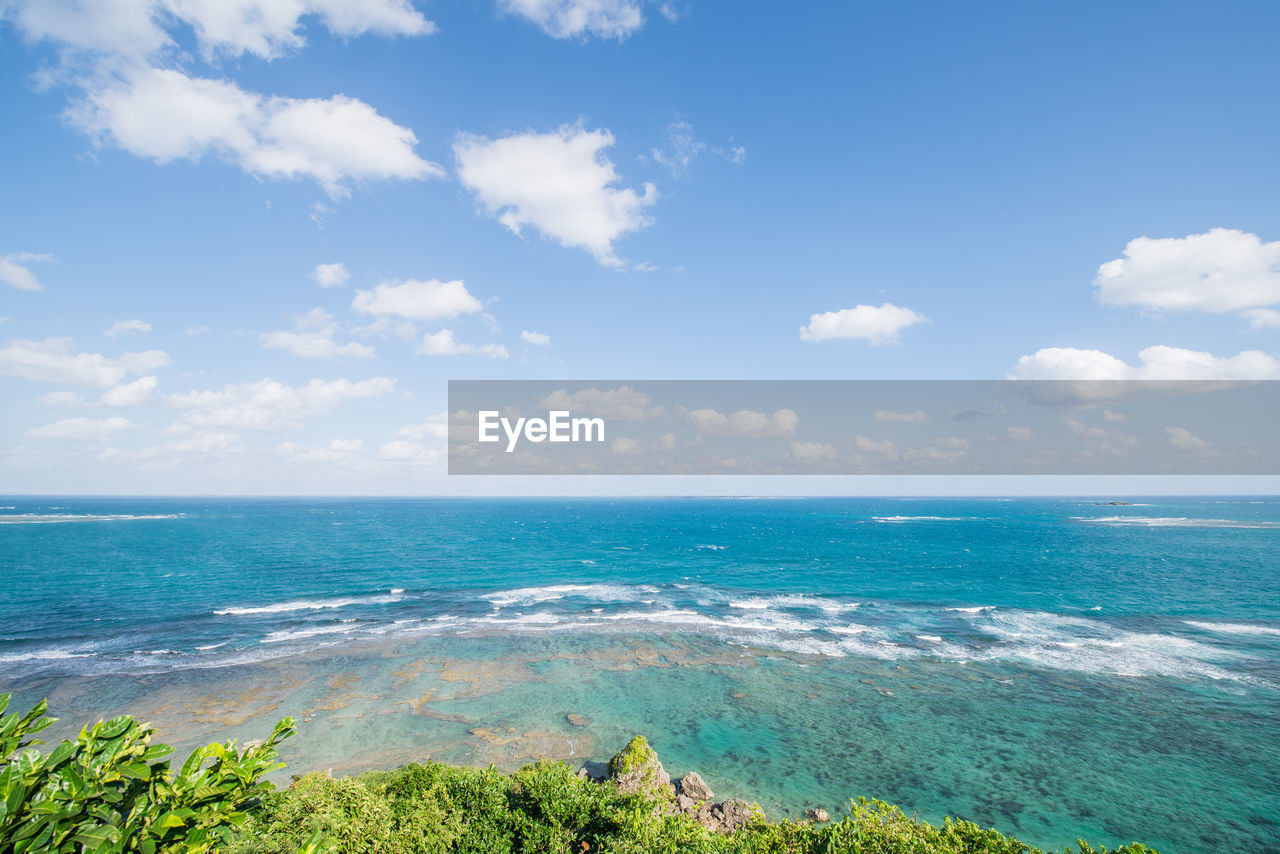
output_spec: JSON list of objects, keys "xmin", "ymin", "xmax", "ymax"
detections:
[{"xmin": 447, "ymin": 380, "xmax": 1280, "ymax": 475}]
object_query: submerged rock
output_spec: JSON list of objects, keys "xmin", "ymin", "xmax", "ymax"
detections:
[
  {"xmin": 567, "ymin": 713, "xmax": 591, "ymax": 727},
  {"xmin": 607, "ymin": 735, "xmax": 673, "ymax": 802}
]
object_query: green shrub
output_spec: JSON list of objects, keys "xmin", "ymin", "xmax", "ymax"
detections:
[{"xmin": 0, "ymin": 692, "xmax": 308, "ymax": 854}]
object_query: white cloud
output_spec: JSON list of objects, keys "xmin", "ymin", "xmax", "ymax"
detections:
[
  {"xmin": 100, "ymin": 375, "xmax": 157, "ymax": 407},
  {"xmin": 161, "ymin": 0, "xmax": 435, "ymax": 60},
  {"xmin": 168, "ymin": 376, "xmax": 395, "ymax": 430},
  {"xmin": 688, "ymin": 408, "xmax": 798, "ymax": 439},
  {"xmin": 800, "ymin": 303, "xmax": 929, "ymax": 345},
  {"xmin": 498, "ymin": 0, "xmax": 644, "ymax": 39},
  {"xmin": 378, "ymin": 439, "xmax": 439, "ymax": 465},
  {"xmin": 854, "ymin": 435, "xmax": 897, "ymax": 454},
  {"xmin": 1004, "ymin": 426, "xmax": 1034, "ymax": 441},
  {"xmin": 540, "ymin": 385, "xmax": 662, "ymax": 420},
  {"xmin": 69, "ymin": 67, "xmax": 443, "ymax": 198},
  {"xmin": 417, "ymin": 329, "xmax": 508, "ymax": 359},
  {"xmin": 649, "ymin": 120, "xmax": 705, "ymax": 175},
  {"xmin": 0, "ymin": 252, "xmax": 54, "ymax": 291},
  {"xmin": 313, "ymin": 262, "xmax": 350, "ymax": 288},
  {"xmin": 184, "ymin": 325, "xmax": 211, "ymax": 336},
  {"xmin": 396, "ymin": 412, "xmax": 449, "ymax": 441},
  {"xmin": 455, "ymin": 124, "xmax": 657, "ymax": 266},
  {"xmin": 1243, "ymin": 308, "xmax": 1280, "ymax": 329},
  {"xmin": 1007, "ymin": 345, "xmax": 1280, "ymax": 380},
  {"xmin": 1095, "ymin": 229, "xmax": 1280, "ymax": 314},
  {"xmin": 352, "ymin": 279, "xmax": 483, "ymax": 322},
  {"xmin": 105, "ymin": 318, "xmax": 151, "ymax": 338},
  {"xmin": 875, "ymin": 409, "xmax": 926, "ymax": 423},
  {"xmin": 610, "ymin": 436, "xmax": 642, "ymax": 456},
  {"xmin": 278, "ymin": 438, "xmax": 365, "ymax": 465},
  {"xmin": 27, "ymin": 416, "xmax": 138, "ymax": 440},
  {"xmin": 6, "ymin": 0, "xmax": 434, "ymax": 62},
  {"xmin": 1166, "ymin": 426, "xmax": 1211, "ymax": 452},
  {"xmin": 260, "ymin": 307, "xmax": 375, "ymax": 358},
  {"xmin": 0, "ymin": 337, "xmax": 169, "ymax": 387},
  {"xmin": 521, "ymin": 330, "xmax": 551, "ymax": 346},
  {"xmin": 39, "ymin": 391, "xmax": 86, "ymax": 407},
  {"xmin": 790, "ymin": 441, "xmax": 838, "ymax": 463}
]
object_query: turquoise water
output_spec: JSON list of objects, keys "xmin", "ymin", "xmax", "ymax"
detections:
[{"xmin": 2, "ymin": 497, "xmax": 1278, "ymax": 852}]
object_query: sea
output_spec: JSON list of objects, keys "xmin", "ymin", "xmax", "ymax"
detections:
[{"xmin": 1, "ymin": 497, "xmax": 1277, "ymax": 853}]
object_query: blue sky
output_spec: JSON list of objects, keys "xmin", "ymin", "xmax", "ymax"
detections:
[{"xmin": 2, "ymin": 0, "xmax": 1279, "ymax": 494}]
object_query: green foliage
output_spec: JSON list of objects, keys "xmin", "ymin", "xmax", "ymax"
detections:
[
  {"xmin": 0, "ymin": 692, "xmax": 300, "ymax": 854},
  {"xmin": 228, "ymin": 761, "xmax": 1162, "ymax": 854},
  {"xmin": 2, "ymin": 698, "xmax": 1160, "ymax": 854},
  {"xmin": 605, "ymin": 735, "xmax": 652, "ymax": 778}
]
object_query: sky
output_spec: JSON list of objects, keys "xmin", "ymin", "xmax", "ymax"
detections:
[{"xmin": 1, "ymin": 0, "xmax": 1279, "ymax": 495}]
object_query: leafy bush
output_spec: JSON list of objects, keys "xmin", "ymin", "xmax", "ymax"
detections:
[
  {"xmin": 229, "ymin": 760, "xmax": 1161, "ymax": 854},
  {"xmin": 1, "ymin": 696, "xmax": 1161, "ymax": 854},
  {"xmin": 0, "ymin": 693, "xmax": 309, "ymax": 854}
]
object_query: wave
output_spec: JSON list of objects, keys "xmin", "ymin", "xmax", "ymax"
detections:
[
  {"xmin": 214, "ymin": 592, "xmax": 404, "ymax": 616},
  {"xmin": 0, "ymin": 513, "xmax": 183, "ymax": 524},
  {"xmin": 1184, "ymin": 620, "xmax": 1280, "ymax": 638},
  {"xmin": 872, "ymin": 516, "xmax": 981, "ymax": 523},
  {"xmin": 10, "ymin": 581, "xmax": 1273, "ymax": 689},
  {"xmin": 1074, "ymin": 516, "xmax": 1280, "ymax": 529}
]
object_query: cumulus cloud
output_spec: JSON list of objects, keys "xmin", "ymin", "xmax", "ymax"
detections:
[
  {"xmin": 417, "ymin": 329, "xmax": 508, "ymax": 359},
  {"xmin": 498, "ymin": 0, "xmax": 644, "ymax": 39},
  {"xmin": 0, "ymin": 337, "xmax": 169, "ymax": 387},
  {"xmin": 1243, "ymin": 308, "xmax": 1280, "ymax": 329},
  {"xmin": 260, "ymin": 307, "xmax": 375, "ymax": 358},
  {"xmin": 378, "ymin": 439, "xmax": 439, "ymax": 465},
  {"xmin": 396, "ymin": 412, "xmax": 449, "ymax": 441},
  {"xmin": 168, "ymin": 376, "xmax": 395, "ymax": 430},
  {"xmin": 875, "ymin": 409, "xmax": 926, "ymax": 423},
  {"xmin": 352, "ymin": 279, "xmax": 483, "ymax": 322},
  {"xmin": 688, "ymin": 408, "xmax": 798, "ymax": 439},
  {"xmin": 27, "ymin": 416, "xmax": 138, "ymax": 441},
  {"xmin": 1007, "ymin": 345, "xmax": 1280, "ymax": 380},
  {"xmin": 540, "ymin": 385, "xmax": 662, "ymax": 420},
  {"xmin": 7, "ymin": 0, "xmax": 434, "ymax": 62},
  {"xmin": 1166, "ymin": 426, "xmax": 1211, "ymax": 452},
  {"xmin": 1095, "ymin": 228, "xmax": 1280, "ymax": 314},
  {"xmin": 278, "ymin": 438, "xmax": 365, "ymax": 465},
  {"xmin": 790, "ymin": 441, "xmax": 838, "ymax": 463},
  {"xmin": 105, "ymin": 318, "xmax": 151, "ymax": 338},
  {"xmin": 39, "ymin": 391, "xmax": 86, "ymax": 407},
  {"xmin": 521, "ymin": 330, "xmax": 551, "ymax": 346},
  {"xmin": 68, "ymin": 67, "xmax": 443, "ymax": 198},
  {"xmin": 455, "ymin": 124, "xmax": 657, "ymax": 266},
  {"xmin": 799, "ymin": 303, "xmax": 929, "ymax": 345},
  {"xmin": 0, "ymin": 252, "xmax": 54, "ymax": 291},
  {"xmin": 313, "ymin": 262, "xmax": 350, "ymax": 288},
  {"xmin": 100, "ymin": 375, "xmax": 158, "ymax": 407}
]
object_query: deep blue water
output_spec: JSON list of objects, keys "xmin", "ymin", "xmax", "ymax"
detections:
[{"xmin": 2, "ymin": 497, "xmax": 1279, "ymax": 852}]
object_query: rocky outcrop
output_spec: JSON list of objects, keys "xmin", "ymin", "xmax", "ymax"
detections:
[
  {"xmin": 607, "ymin": 735, "xmax": 673, "ymax": 802},
  {"xmin": 805, "ymin": 807, "xmax": 830, "ymax": 822},
  {"xmin": 603, "ymin": 736, "xmax": 760, "ymax": 833}
]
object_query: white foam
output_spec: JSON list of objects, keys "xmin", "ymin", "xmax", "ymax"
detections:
[
  {"xmin": 260, "ymin": 624, "xmax": 358, "ymax": 644},
  {"xmin": 214, "ymin": 593, "xmax": 403, "ymax": 616},
  {"xmin": 1075, "ymin": 516, "xmax": 1280, "ymax": 529},
  {"xmin": 0, "ymin": 513, "xmax": 182, "ymax": 524},
  {"xmin": 1185, "ymin": 620, "xmax": 1280, "ymax": 638}
]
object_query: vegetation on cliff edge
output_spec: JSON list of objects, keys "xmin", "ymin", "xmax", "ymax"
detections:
[{"xmin": 1, "ymin": 695, "xmax": 1159, "ymax": 854}]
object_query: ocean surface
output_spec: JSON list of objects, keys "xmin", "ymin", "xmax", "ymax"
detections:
[{"xmin": 2, "ymin": 497, "xmax": 1278, "ymax": 853}]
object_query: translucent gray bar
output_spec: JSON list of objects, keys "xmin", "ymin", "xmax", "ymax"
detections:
[{"xmin": 447, "ymin": 380, "xmax": 1279, "ymax": 475}]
